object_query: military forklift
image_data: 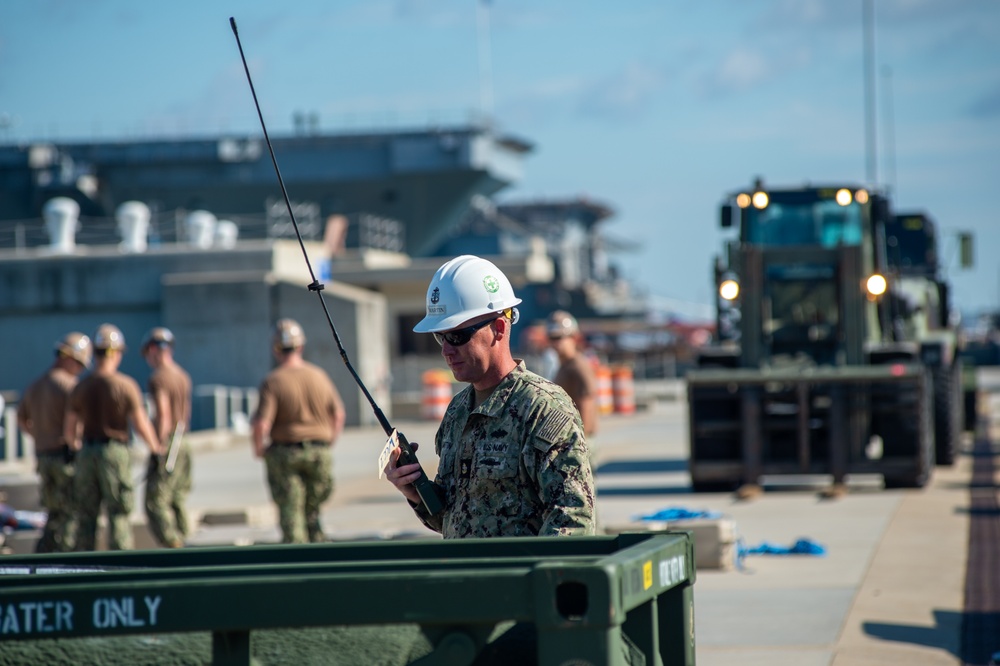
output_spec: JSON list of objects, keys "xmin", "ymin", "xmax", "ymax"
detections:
[
  {"xmin": 687, "ymin": 179, "xmax": 965, "ymax": 493},
  {"xmin": 884, "ymin": 211, "xmax": 972, "ymax": 462}
]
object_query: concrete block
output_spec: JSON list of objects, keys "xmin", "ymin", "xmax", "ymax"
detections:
[
  {"xmin": 605, "ymin": 518, "xmax": 738, "ymax": 571},
  {"xmin": 200, "ymin": 509, "xmax": 250, "ymax": 526},
  {"xmin": 0, "ymin": 476, "xmax": 42, "ymax": 511},
  {"xmin": 1, "ymin": 528, "xmax": 41, "ymax": 555}
]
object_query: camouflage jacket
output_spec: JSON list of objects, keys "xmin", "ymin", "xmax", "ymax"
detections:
[{"xmin": 415, "ymin": 361, "xmax": 596, "ymax": 537}]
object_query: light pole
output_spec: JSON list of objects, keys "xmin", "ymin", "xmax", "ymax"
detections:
[
  {"xmin": 476, "ymin": 0, "xmax": 495, "ymax": 127},
  {"xmin": 863, "ymin": 0, "xmax": 878, "ymax": 188}
]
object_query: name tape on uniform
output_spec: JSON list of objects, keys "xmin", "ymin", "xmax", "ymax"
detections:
[{"xmin": 377, "ymin": 429, "xmax": 399, "ymax": 479}]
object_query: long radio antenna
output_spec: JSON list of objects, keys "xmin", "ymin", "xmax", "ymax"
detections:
[
  {"xmin": 229, "ymin": 17, "xmax": 391, "ymax": 434},
  {"xmin": 229, "ymin": 17, "xmax": 444, "ymax": 516}
]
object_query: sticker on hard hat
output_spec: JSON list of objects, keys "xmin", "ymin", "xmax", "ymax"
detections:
[
  {"xmin": 483, "ymin": 275, "xmax": 500, "ymax": 293},
  {"xmin": 430, "ymin": 287, "xmax": 440, "ymax": 304},
  {"xmin": 428, "ymin": 305, "xmax": 446, "ymax": 315}
]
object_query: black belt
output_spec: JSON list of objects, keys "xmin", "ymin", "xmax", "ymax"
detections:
[
  {"xmin": 83, "ymin": 439, "xmax": 126, "ymax": 447},
  {"xmin": 272, "ymin": 440, "xmax": 327, "ymax": 448}
]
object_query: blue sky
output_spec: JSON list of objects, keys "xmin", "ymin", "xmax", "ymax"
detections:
[{"xmin": 2, "ymin": 1, "xmax": 998, "ymax": 316}]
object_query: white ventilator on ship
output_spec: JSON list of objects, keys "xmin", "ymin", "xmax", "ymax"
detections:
[
  {"xmin": 42, "ymin": 197, "xmax": 80, "ymax": 254},
  {"xmin": 116, "ymin": 200, "xmax": 151, "ymax": 253}
]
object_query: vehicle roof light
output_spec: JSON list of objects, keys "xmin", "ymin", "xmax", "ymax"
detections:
[
  {"xmin": 752, "ymin": 191, "xmax": 769, "ymax": 209},
  {"xmin": 866, "ymin": 273, "xmax": 887, "ymax": 296},
  {"xmin": 855, "ymin": 189, "xmax": 869, "ymax": 204},
  {"xmin": 736, "ymin": 193, "xmax": 751, "ymax": 208},
  {"xmin": 720, "ymin": 279, "xmax": 740, "ymax": 301},
  {"xmin": 836, "ymin": 188, "xmax": 853, "ymax": 206}
]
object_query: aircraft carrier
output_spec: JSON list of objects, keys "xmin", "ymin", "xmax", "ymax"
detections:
[{"xmin": 0, "ymin": 124, "xmax": 531, "ymax": 256}]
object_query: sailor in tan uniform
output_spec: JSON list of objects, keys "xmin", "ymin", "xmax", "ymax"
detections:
[
  {"xmin": 64, "ymin": 323, "xmax": 162, "ymax": 551},
  {"xmin": 17, "ymin": 332, "xmax": 93, "ymax": 553},
  {"xmin": 142, "ymin": 327, "xmax": 193, "ymax": 548},
  {"xmin": 252, "ymin": 319, "xmax": 345, "ymax": 543},
  {"xmin": 547, "ymin": 310, "xmax": 599, "ymax": 437}
]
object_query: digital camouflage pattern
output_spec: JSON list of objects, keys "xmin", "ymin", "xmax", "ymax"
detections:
[
  {"xmin": 264, "ymin": 444, "xmax": 334, "ymax": 543},
  {"xmin": 34, "ymin": 454, "xmax": 76, "ymax": 553},
  {"xmin": 74, "ymin": 442, "xmax": 134, "ymax": 551},
  {"xmin": 145, "ymin": 361, "xmax": 193, "ymax": 548},
  {"xmin": 145, "ymin": 442, "xmax": 193, "ymax": 547},
  {"xmin": 416, "ymin": 361, "xmax": 596, "ymax": 538},
  {"xmin": 18, "ymin": 365, "xmax": 80, "ymax": 553}
]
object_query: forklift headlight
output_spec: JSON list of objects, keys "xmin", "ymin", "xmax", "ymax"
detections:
[
  {"xmin": 736, "ymin": 193, "xmax": 752, "ymax": 208},
  {"xmin": 720, "ymin": 279, "xmax": 740, "ymax": 301},
  {"xmin": 752, "ymin": 191, "xmax": 769, "ymax": 209},
  {"xmin": 836, "ymin": 188, "xmax": 853, "ymax": 206},
  {"xmin": 866, "ymin": 274, "xmax": 887, "ymax": 296},
  {"xmin": 855, "ymin": 189, "xmax": 869, "ymax": 204}
]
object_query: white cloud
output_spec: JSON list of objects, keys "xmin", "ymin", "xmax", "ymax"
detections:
[
  {"xmin": 696, "ymin": 46, "xmax": 810, "ymax": 98},
  {"xmin": 577, "ymin": 61, "xmax": 668, "ymax": 121}
]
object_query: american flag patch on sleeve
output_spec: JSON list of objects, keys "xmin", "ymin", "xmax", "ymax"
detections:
[{"xmin": 536, "ymin": 411, "xmax": 572, "ymax": 444}]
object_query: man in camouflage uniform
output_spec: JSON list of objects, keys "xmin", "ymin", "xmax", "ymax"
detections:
[
  {"xmin": 252, "ymin": 318, "xmax": 345, "ymax": 544},
  {"xmin": 17, "ymin": 332, "xmax": 93, "ymax": 552},
  {"xmin": 142, "ymin": 327, "xmax": 193, "ymax": 548},
  {"xmin": 386, "ymin": 255, "xmax": 596, "ymax": 537},
  {"xmin": 65, "ymin": 324, "xmax": 162, "ymax": 551}
]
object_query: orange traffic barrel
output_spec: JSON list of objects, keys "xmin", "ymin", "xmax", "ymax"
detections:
[
  {"xmin": 421, "ymin": 369, "xmax": 452, "ymax": 421},
  {"xmin": 611, "ymin": 365, "xmax": 636, "ymax": 414},
  {"xmin": 595, "ymin": 365, "xmax": 614, "ymax": 416}
]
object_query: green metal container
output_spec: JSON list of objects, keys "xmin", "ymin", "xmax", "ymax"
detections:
[{"xmin": 0, "ymin": 532, "xmax": 695, "ymax": 666}]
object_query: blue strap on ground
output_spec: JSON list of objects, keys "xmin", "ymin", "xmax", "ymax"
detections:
[
  {"xmin": 635, "ymin": 506, "xmax": 723, "ymax": 522},
  {"xmin": 734, "ymin": 537, "xmax": 826, "ymax": 571},
  {"xmin": 741, "ymin": 538, "xmax": 826, "ymax": 556}
]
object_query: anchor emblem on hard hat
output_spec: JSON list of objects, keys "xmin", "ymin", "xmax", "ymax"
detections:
[{"xmin": 430, "ymin": 287, "xmax": 440, "ymax": 304}]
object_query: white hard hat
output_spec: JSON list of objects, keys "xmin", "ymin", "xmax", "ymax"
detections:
[
  {"xmin": 94, "ymin": 323, "xmax": 126, "ymax": 352},
  {"xmin": 142, "ymin": 327, "xmax": 175, "ymax": 352},
  {"xmin": 547, "ymin": 310, "xmax": 579, "ymax": 338},
  {"xmin": 273, "ymin": 318, "xmax": 306, "ymax": 350},
  {"xmin": 56, "ymin": 332, "xmax": 93, "ymax": 367},
  {"xmin": 414, "ymin": 255, "xmax": 522, "ymax": 333}
]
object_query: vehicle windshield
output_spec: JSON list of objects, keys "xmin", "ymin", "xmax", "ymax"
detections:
[
  {"xmin": 886, "ymin": 216, "xmax": 935, "ymax": 273},
  {"xmin": 745, "ymin": 196, "xmax": 864, "ymax": 248}
]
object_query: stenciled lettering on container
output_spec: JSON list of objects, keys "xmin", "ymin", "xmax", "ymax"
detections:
[
  {"xmin": 0, "ymin": 601, "xmax": 74, "ymax": 634},
  {"xmin": 93, "ymin": 596, "xmax": 162, "ymax": 629},
  {"xmin": 658, "ymin": 554, "xmax": 687, "ymax": 588},
  {"xmin": 0, "ymin": 595, "xmax": 162, "ymax": 636}
]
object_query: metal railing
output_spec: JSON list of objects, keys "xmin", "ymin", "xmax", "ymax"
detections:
[
  {"xmin": 0, "ymin": 210, "xmax": 404, "ymax": 253},
  {"xmin": 0, "ymin": 386, "xmax": 259, "ymax": 472}
]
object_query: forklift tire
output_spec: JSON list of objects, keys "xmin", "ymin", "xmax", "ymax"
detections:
[
  {"xmin": 690, "ymin": 477, "xmax": 739, "ymax": 493},
  {"xmin": 932, "ymin": 363, "xmax": 960, "ymax": 466},
  {"xmin": 963, "ymin": 387, "xmax": 978, "ymax": 433},
  {"xmin": 883, "ymin": 470, "xmax": 930, "ymax": 489}
]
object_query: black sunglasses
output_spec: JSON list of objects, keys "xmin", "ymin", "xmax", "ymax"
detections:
[{"xmin": 433, "ymin": 317, "xmax": 497, "ymax": 347}]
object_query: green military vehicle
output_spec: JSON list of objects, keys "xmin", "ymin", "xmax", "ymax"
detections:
[
  {"xmin": 687, "ymin": 179, "xmax": 964, "ymax": 492},
  {"xmin": 884, "ymin": 210, "xmax": 968, "ymax": 462}
]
